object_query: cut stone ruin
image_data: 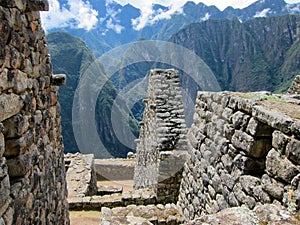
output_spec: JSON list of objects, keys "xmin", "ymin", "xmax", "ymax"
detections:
[{"xmin": 133, "ymin": 69, "xmax": 189, "ymax": 203}]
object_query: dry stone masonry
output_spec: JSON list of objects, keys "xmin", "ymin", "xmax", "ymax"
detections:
[
  {"xmin": 65, "ymin": 153, "xmax": 97, "ymax": 198},
  {"xmin": 178, "ymin": 91, "xmax": 300, "ymax": 222},
  {"xmin": 288, "ymin": 75, "xmax": 300, "ymax": 94},
  {"xmin": 134, "ymin": 69, "xmax": 189, "ymax": 203},
  {"xmin": 0, "ymin": 0, "xmax": 69, "ymax": 224}
]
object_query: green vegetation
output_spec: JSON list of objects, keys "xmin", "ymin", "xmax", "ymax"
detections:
[
  {"xmin": 170, "ymin": 15, "xmax": 300, "ymax": 93},
  {"xmin": 47, "ymin": 32, "xmax": 139, "ymax": 158}
]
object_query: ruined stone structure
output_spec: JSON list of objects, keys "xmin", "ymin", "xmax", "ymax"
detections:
[
  {"xmin": 178, "ymin": 91, "xmax": 300, "ymax": 222},
  {"xmin": 62, "ymin": 75, "xmax": 299, "ymax": 225},
  {"xmin": 134, "ymin": 69, "xmax": 189, "ymax": 203},
  {"xmin": 65, "ymin": 153, "xmax": 97, "ymax": 198},
  {"xmin": 288, "ymin": 75, "xmax": 300, "ymax": 94},
  {"xmin": 0, "ymin": 1, "xmax": 69, "ymax": 224}
]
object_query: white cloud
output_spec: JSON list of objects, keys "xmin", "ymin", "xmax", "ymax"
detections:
[
  {"xmin": 106, "ymin": 18, "xmax": 124, "ymax": 33},
  {"xmin": 115, "ymin": 0, "xmax": 261, "ymax": 30},
  {"xmin": 100, "ymin": 2, "xmax": 125, "ymax": 34},
  {"xmin": 41, "ymin": 0, "xmax": 98, "ymax": 31},
  {"xmin": 41, "ymin": 0, "xmax": 300, "ymax": 31},
  {"xmin": 129, "ymin": 0, "xmax": 187, "ymax": 30},
  {"xmin": 254, "ymin": 8, "xmax": 271, "ymax": 17}
]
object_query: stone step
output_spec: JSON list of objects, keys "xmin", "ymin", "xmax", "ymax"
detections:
[
  {"xmin": 97, "ymin": 185, "xmax": 123, "ymax": 196},
  {"xmin": 101, "ymin": 203, "xmax": 183, "ymax": 225},
  {"xmin": 68, "ymin": 188, "xmax": 156, "ymax": 210}
]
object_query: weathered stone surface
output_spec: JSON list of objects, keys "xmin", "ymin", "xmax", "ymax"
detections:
[
  {"xmin": 231, "ymin": 111, "xmax": 249, "ymax": 130},
  {"xmin": 0, "ymin": 2, "xmax": 69, "ymax": 224},
  {"xmin": 188, "ymin": 204, "xmax": 300, "ymax": 225},
  {"xmin": 266, "ymin": 149, "xmax": 299, "ymax": 183},
  {"xmin": 178, "ymin": 91, "xmax": 300, "ymax": 222},
  {"xmin": 261, "ymin": 174, "xmax": 285, "ymax": 200},
  {"xmin": 3, "ymin": 114, "xmax": 30, "ymax": 138},
  {"xmin": 6, "ymin": 153, "xmax": 31, "ymax": 177},
  {"xmin": 65, "ymin": 153, "xmax": 97, "ymax": 198},
  {"xmin": 239, "ymin": 175, "xmax": 260, "ymax": 196},
  {"xmin": 287, "ymin": 75, "xmax": 300, "ymax": 94},
  {"xmin": 254, "ymin": 204, "xmax": 300, "ymax": 225},
  {"xmin": 134, "ymin": 69, "xmax": 188, "ymax": 202},
  {"xmin": 0, "ymin": 132, "xmax": 4, "ymax": 158},
  {"xmin": 272, "ymin": 130, "xmax": 290, "ymax": 153},
  {"xmin": 101, "ymin": 203, "xmax": 182, "ymax": 225},
  {"xmin": 286, "ymin": 138, "xmax": 300, "ymax": 164},
  {"xmin": 0, "ymin": 163, "xmax": 10, "ymax": 209},
  {"xmin": 94, "ymin": 158, "xmax": 135, "ymax": 181},
  {"xmin": 232, "ymin": 130, "xmax": 271, "ymax": 158},
  {"xmin": 98, "ymin": 185, "xmax": 123, "ymax": 196},
  {"xmin": 246, "ymin": 118, "xmax": 273, "ymax": 137},
  {"xmin": 234, "ymin": 154, "xmax": 265, "ymax": 173},
  {"xmin": 27, "ymin": 0, "xmax": 49, "ymax": 11},
  {"xmin": 0, "ymin": 94, "xmax": 23, "ymax": 122},
  {"xmin": 186, "ymin": 207, "xmax": 259, "ymax": 225},
  {"xmin": 50, "ymin": 74, "xmax": 66, "ymax": 86},
  {"xmin": 252, "ymin": 106, "xmax": 294, "ymax": 134},
  {"xmin": 4, "ymin": 130, "xmax": 33, "ymax": 157}
]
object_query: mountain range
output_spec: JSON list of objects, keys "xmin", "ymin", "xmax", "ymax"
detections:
[
  {"xmin": 46, "ymin": 0, "xmax": 300, "ymax": 157},
  {"xmin": 50, "ymin": 0, "xmax": 300, "ymax": 56}
]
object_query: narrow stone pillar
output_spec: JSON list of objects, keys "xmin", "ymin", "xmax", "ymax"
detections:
[{"xmin": 133, "ymin": 69, "xmax": 189, "ymax": 203}]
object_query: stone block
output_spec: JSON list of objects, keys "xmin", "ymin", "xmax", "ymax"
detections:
[
  {"xmin": 27, "ymin": 0, "xmax": 49, "ymax": 11},
  {"xmin": 0, "ymin": 132, "xmax": 4, "ymax": 157},
  {"xmin": 291, "ymin": 120, "xmax": 300, "ymax": 138},
  {"xmin": 233, "ymin": 154, "xmax": 265, "ymax": 174},
  {"xmin": 239, "ymin": 175, "xmax": 260, "ymax": 196},
  {"xmin": 252, "ymin": 106, "xmax": 293, "ymax": 134},
  {"xmin": 50, "ymin": 74, "xmax": 66, "ymax": 86},
  {"xmin": 246, "ymin": 118, "xmax": 273, "ymax": 137},
  {"xmin": 222, "ymin": 108, "xmax": 233, "ymax": 122},
  {"xmin": 231, "ymin": 111, "xmax": 250, "ymax": 130},
  {"xmin": 0, "ymin": 69, "xmax": 14, "ymax": 92},
  {"xmin": 4, "ymin": 131, "xmax": 33, "ymax": 157},
  {"xmin": 3, "ymin": 114, "xmax": 30, "ymax": 138},
  {"xmin": 232, "ymin": 130, "xmax": 271, "ymax": 158},
  {"xmin": 286, "ymin": 138, "xmax": 300, "ymax": 164},
  {"xmin": 0, "ymin": 93, "xmax": 23, "ymax": 122},
  {"xmin": 7, "ymin": 153, "xmax": 31, "ymax": 177},
  {"xmin": 14, "ymin": 70, "xmax": 27, "ymax": 93},
  {"xmin": 266, "ymin": 149, "xmax": 299, "ymax": 183},
  {"xmin": 261, "ymin": 174, "xmax": 284, "ymax": 200},
  {"xmin": 2, "ymin": 207, "xmax": 13, "ymax": 225},
  {"xmin": 272, "ymin": 130, "xmax": 290, "ymax": 153}
]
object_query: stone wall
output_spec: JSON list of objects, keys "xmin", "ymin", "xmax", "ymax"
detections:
[
  {"xmin": 288, "ymin": 75, "xmax": 300, "ymax": 94},
  {"xmin": 178, "ymin": 91, "xmax": 300, "ymax": 222},
  {"xmin": 95, "ymin": 158, "xmax": 135, "ymax": 181},
  {"xmin": 65, "ymin": 153, "xmax": 97, "ymax": 198},
  {"xmin": 0, "ymin": 1, "xmax": 69, "ymax": 224},
  {"xmin": 134, "ymin": 69, "xmax": 188, "ymax": 203}
]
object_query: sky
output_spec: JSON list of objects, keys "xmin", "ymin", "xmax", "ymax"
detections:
[{"xmin": 41, "ymin": 0, "xmax": 300, "ymax": 31}]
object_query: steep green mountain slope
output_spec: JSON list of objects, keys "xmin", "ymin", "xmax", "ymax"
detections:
[
  {"xmin": 47, "ymin": 32, "xmax": 94, "ymax": 153},
  {"xmin": 170, "ymin": 15, "xmax": 300, "ymax": 92},
  {"xmin": 47, "ymin": 32, "xmax": 138, "ymax": 157}
]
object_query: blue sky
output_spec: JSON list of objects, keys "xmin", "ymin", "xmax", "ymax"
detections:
[{"xmin": 41, "ymin": 0, "xmax": 300, "ymax": 31}]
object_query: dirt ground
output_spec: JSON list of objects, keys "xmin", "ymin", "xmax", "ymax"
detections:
[
  {"xmin": 69, "ymin": 211, "xmax": 101, "ymax": 225},
  {"xmin": 69, "ymin": 179, "xmax": 134, "ymax": 225}
]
